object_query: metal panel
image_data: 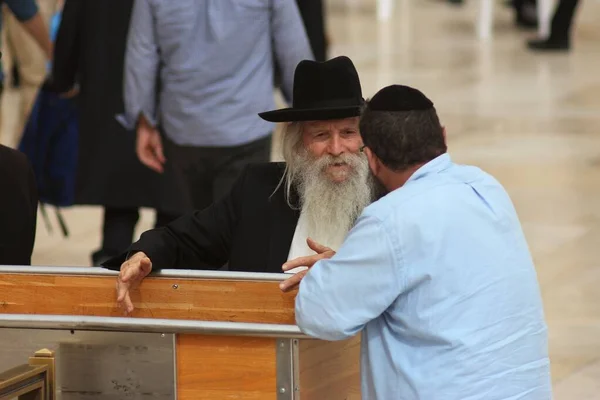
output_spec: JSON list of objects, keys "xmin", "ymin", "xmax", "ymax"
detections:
[
  {"xmin": 0, "ymin": 329, "xmax": 175, "ymax": 400},
  {"xmin": 0, "ymin": 266, "xmax": 290, "ymax": 281},
  {"xmin": 276, "ymin": 338, "xmax": 300, "ymax": 400}
]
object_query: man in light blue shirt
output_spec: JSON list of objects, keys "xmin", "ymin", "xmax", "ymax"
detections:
[{"xmin": 285, "ymin": 85, "xmax": 552, "ymax": 399}]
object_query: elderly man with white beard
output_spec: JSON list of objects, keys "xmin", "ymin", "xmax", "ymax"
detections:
[{"xmin": 103, "ymin": 56, "xmax": 380, "ymax": 314}]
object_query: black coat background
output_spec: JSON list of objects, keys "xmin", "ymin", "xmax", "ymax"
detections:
[
  {"xmin": 103, "ymin": 163, "xmax": 302, "ymax": 273},
  {"xmin": 51, "ymin": 0, "xmax": 185, "ymax": 214},
  {"xmin": 274, "ymin": 0, "xmax": 327, "ymax": 88},
  {"xmin": 296, "ymin": 0, "xmax": 327, "ymax": 62},
  {"xmin": 0, "ymin": 145, "xmax": 38, "ymax": 265}
]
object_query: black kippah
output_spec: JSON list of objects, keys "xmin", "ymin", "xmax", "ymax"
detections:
[{"xmin": 367, "ymin": 85, "xmax": 434, "ymax": 112}]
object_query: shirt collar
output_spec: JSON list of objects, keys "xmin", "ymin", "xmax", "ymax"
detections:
[{"xmin": 405, "ymin": 153, "xmax": 452, "ymax": 184}]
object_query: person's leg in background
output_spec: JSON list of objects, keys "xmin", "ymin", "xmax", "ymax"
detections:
[
  {"xmin": 92, "ymin": 207, "xmax": 140, "ymax": 265},
  {"xmin": 162, "ymin": 136, "xmax": 215, "ymax": 213},
  {"xmin": 527, "ymin": 0, "xmax": 581, "ymax": 51},
  {"xmin": 212, "ymin": 134, "xmax": 272, "ymax": 202},
  {"xmin": 447, "ymin": 0, "xmax": 538, "ymax": 30},
  {"xmin": 0, "ymin": 4, "xmax": 15, "ymax": 145},
  {"xmin": 164, "ymin": 134, "xmax": 272, "ymax": 208},
  {"xmin": 3, "ymin": 0, "xmax": 58, "ymax": 146},
  {"xmin": 513, "ymin": 0, "xmax": 538, "ymax": 29},
  {"xmin": 1, "ymin": 5, "xmax": 16, "ymax": 84}
]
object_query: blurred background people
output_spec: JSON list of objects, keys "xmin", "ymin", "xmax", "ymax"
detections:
[
  {"xmin": 527, "ymin": 0, "xmax": 581, "ymax": 51},
  {"xmin": 0, "ymin": 143, "xmax": 37, "ymax": 265},
  {"xmin": 448, "ymin": 0, "xmax": 538, "ymax": 29},
  {"xmin": 120, "ymin": 0, "xmax": 313, "ymax": 214},
  {"xmin": 273, "ymin": 0, "xmax": 327, "ymax": 89},
  {"xmin": 0, "ymin": 0, "xmax": 54, "ymax": 146},
  {"xmin": 512, "ymin": 0, "xmax": 538, "ymax": 28},
  {"xmin": 51, "ymin": 0, "xmax": 186, "ymax": 265},
  {"xmin": 296, "ymin": 0, "xmax": 328, "ymax": 61}
]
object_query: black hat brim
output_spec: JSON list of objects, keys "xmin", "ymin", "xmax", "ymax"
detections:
[{"xmin": 258, "ymin": 105, "xmax": 362, "ymax": 123}]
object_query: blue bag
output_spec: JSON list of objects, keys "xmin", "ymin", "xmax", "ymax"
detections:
[{"xmin": 18, "ymin": 86, "xmax": 79, "ymax": 236}]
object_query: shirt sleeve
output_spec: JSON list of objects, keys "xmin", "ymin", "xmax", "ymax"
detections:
[
  {"xmin": 117, "ymin": 0, "xmax": 160, "ymax": 130},
  {"xmin": 4, "ymin": 0, "xmax": 38, "ymax": 22},
  {"xmin": 295, "ymin": 215, "xmax": 403, "ymax": 341},
  {"xmin": 271, "ymin": 0, "xmax": 314, "ymax": 104}
]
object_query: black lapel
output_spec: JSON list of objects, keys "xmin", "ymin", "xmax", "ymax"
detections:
[{"xmin": 267, "ymin": 183, "xmax": 300, "ymax": 273}]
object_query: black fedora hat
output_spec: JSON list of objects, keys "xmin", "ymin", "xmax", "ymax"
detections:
[{"xmin": 259, "ymin": 56, "xmax": 364, "ymax": 123}]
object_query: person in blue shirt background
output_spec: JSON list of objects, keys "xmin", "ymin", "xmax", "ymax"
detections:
[
  {"xmin": 0, "ymin": 0, "xmax": 52, "ymax": 124},
  {"xmin": 46, "ymin": 7, "xmax": 61, "ymax": 71},
  {"xmin": 283, "ymin": 85, "xmax": 552, "ymax": 399}
]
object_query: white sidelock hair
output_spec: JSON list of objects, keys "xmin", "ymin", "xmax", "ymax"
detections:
[{"xmin": 275, "ymin": 121, "xmax": 305, "ymax": 208}]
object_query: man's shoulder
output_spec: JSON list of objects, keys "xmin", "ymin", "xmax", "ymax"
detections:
[
  {"xmin": 0, "ymin": 145, "xmax": 36, "ymax": 210},
  {"xmin": 363, "ymin": 178, "xmax": 444, "ymax": 218},
  {"xmin": 244, "ymin": 161, "xmax": 286, "ymax": 175},
  {"xmin": 0, "ymin": 145, "xmax": 29, "ymax": 174},
  {"xmin": 241, "ymin": 162, "xmax": 286, "ymax": 186},
  {"xmin": 363, "ymin": 163, "xmax": 510, "ymax": 222}
]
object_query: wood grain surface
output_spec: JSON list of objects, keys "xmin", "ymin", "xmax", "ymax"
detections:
[
  {"xmin": 298, "ymin": 334, "xmax": 362, "ymax": 399},
  {"xmin": 177, "ymin": 334, "xmax": 277, "ymax": 400},
  {"xmin": 0, "ymin": 274, "xmax": 295, "ymax": 324}
]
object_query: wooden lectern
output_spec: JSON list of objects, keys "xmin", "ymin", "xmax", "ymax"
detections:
[{"xmin": 0, "ymin": 266, "xmax": 361, "ymax": 399}]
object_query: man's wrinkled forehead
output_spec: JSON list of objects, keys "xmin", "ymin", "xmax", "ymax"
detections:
[{"xmin": 301, "ymin": 117, "xmax": 359, "ymax": 132}]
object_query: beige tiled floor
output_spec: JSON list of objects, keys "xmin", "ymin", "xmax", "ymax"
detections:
[{"xmin": 2, "ymin": 0, "xmax": 600, "ymax": 397}]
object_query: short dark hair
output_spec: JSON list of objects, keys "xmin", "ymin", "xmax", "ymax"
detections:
[{"xmin": 359, "ymin": 107, "xmax": 447, "ymax": 171}]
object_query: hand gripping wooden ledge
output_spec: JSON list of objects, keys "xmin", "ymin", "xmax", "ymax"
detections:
[{"xmin": 0, "ymin": 266, "xmax": 361, "ymax": 400}]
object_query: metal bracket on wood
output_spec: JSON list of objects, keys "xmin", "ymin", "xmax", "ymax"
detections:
[{"xmin": 276, "ymin": 338, "xmax": 300, "ymax": 399}]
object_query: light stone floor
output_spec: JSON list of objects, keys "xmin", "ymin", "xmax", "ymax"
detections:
[{"xmin": 1, "ymin": 0, "xmax": 600, "ymax": 397}]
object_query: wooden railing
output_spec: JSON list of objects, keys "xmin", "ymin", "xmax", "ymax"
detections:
[
  {"xmin": 0, "ymin": 349, "xmax": 55, "ymax": 400},
  {"xmin": 0, "ymin": 266, "xmax": 361, "ymax": 399}
]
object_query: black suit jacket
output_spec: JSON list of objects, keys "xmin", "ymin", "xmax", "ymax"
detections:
[
  {"xmin": 0, "ymin": 145, "xmax": 38, "ymax": 265},
  {"xmin": 103, "ymin": 163, "xmax": 301, "ymax": 273}
]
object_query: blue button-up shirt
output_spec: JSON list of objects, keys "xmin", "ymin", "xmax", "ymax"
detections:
[
  {"xmin": 120, "ymin": 0, "xmax": 313, "ymax": 147},
  {"xmin": 295, "ymin": 153, "xmax": 552, "ymax": 400}
]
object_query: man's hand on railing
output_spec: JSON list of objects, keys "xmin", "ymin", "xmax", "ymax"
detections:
[{"xmin": 116, "ymin": 251, "xmax": 153, "ymax": 314}]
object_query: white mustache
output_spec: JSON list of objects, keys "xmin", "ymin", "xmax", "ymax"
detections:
[{"xmin": 314, "ymin": 153, "xmax": 365, "ymax": 171}]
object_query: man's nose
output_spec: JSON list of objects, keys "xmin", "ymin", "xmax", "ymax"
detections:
[{"xmin": 326, "ymin": 134, "xmax": 344, "ymax": 156}]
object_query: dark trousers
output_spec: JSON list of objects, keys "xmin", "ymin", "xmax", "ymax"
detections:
[
  {"xmin": 513, "ymin": 0, "xmax": 537, "ymax": 11},
  {"xmin": 512, "ymin": 0, "xmax": 537, "ymax": 23},
  {"xmin": 550, "ymin": 0, "xmax": 581, "ymax": 40},
  {"xmin": 97, "ymin": 207, "xmax": 178, "ymax": 262},
  {"xmin": 164, "ymin": 134, "xmax": 272, "ymax": 211}
]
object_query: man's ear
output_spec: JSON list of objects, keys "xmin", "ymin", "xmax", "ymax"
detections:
[
  {"xmin": 365, "ymin": 147, "xmax": 380, "ymax": 175},
  {"xmin": 442, "ymin": 126, "xmax": 447, "ymax": 145}
]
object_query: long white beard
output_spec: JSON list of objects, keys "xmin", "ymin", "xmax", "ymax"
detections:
[{"xmin": 294, "ymin": 151, "xmax": 373, "ymax": 251}]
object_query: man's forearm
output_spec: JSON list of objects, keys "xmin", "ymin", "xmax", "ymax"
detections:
[{"xmin": 21, "ymin": 13, "xmax": 53, "ymax": 59}]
